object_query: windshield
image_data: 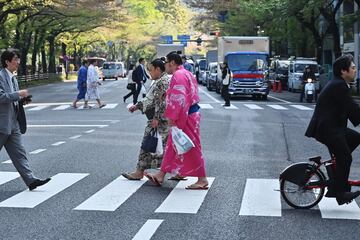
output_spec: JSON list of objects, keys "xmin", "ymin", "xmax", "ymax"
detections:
[
  {"xmin": 199, "ymin": 60, "xmax": 206, "ymax": 70},
  {"xmin": 295, "ymin": 64, "xmax": 319, "ymax": 73},
  {"xmin": 103, "ymin": 63, "xmax": 116, "ymax": 70},
  {"xmin": 227, "ymin": 54, "xmax": 268, "ymax": 71},
  {"xmin": 277, "ymin": 61, "xmax": 289, "ymax": 74}
]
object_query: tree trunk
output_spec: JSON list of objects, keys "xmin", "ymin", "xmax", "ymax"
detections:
[
  {"xmin": 31, "ymin": 30, "xmax": 39, "ymax": 74},
  {"xmin": 41, "ymin": 45, "xmax": 47, "ymax": 73},
  {"xmin": 48, "ymin": 35, "xmax": 56, "ymax": 73}
]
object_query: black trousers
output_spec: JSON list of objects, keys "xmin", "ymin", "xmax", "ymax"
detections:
[
  {"xmin": 221, "ymin": 85, "xmax": 230, "ymax": 105},
  {"xmin": 123, "ymin": 84, "xmax": 137, "ymax": 104},
  {"xmin": 323, "ymin": 128, "xmax": 360, "ymax": 193},
  {"xmin": 133, "ymin": 82, "xmax": 142, "ymax": 104}
]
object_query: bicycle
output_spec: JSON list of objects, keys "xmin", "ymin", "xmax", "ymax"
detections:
[{"xmin": 279, "ymin": 155, "xmax": 360, "ymax": 209}]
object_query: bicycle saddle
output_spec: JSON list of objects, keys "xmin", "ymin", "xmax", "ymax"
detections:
[{"xmin": 308, "ymin": 156, "xmax": 321, "ymax": 164}]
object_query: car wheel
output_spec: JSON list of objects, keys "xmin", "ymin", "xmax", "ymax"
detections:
[
  {"xmin": 206, "ymin": 81, "xmax": 212, "ymax": 91},
  {"xmin": 103, "ymin": 77, "xmax": 105, "ymax": 81},
  {"xmin": 261, "ymin": 95, "xmax": 268, "ymax": 101}
]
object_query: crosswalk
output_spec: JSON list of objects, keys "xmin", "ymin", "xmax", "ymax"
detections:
[
  {"xmin": 0, "ymin": 172, "xmax": 358, "ymax": 221},
  {"xmin": 24, "ymin": 103, "xmax": 314, "ymax": 112}
]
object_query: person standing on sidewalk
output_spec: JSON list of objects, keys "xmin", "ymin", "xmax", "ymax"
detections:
[
  {"xmin": 84, "ymin": 59, "xmax": 106, "ymax": 109},
  {"xmin": 221, "ymin": 62, "xmax": 231, "ymax": 107},
  {"xmin": 71, "ymin": 60, "xmax": 88, "ymax": 108},
  {"xmin": 0, "ymin": 49, "xmax": 51, "ymax": 190},
  {"xmin": 145, "ymin": 52, "xmax": 209, "ymax": 190}
]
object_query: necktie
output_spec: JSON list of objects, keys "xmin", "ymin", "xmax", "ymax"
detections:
[{"xmin": 11, "ymin": 76, "xmax": 19, "ymax": 109}]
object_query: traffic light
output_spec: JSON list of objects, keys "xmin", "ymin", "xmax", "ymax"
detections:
[{"xmin": 196, "ymin": 37, "xmax": 202, "ymax": 46}]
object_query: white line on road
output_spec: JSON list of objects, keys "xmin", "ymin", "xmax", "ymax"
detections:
[
  {"xmin": 268, "ymin": 95, "xmax": 292, "ymax": 104},
  {"xmin": 244, "ymin": 104, "xmax": 264, "ymax": 110},
  {"xmin": 51, "ymin": 141, "xmax": 66, "ymax": 146},
  {"xmin": 0, "ymin": 172, "xmax": 19, "ymax": 185},
  {"xmin": 74, "ymin": 176, "xmax": 147, "ymax": 211},
  {"xmin": 28, "ymin": 106, "xmax": 48, "ymax": 111},
  {"xmin": 132, "ymin": 220, "xmax": 164, "ymax": 240},
  {"xmin": 198, "ymin": 87, "xmax": 220, "ymax": 103},
  {"xmin": 52, "ymin": 105, "xmax": 71, "ymax": 111},
  {"xmin": 155, "ymin": 177, "xmax": 215, "ymax": 214},
  {"xmin": 29, "ymin": 149, "xmax": 47, "ymax": 155},
  {"xmin": 198, "ymin": 103, "xmax": 214, "ymax": 109},
  {"xmin": 267, "ymin": 104, "xmax": 288, "ymax": 110},
  {"xmin": 101, "ymin": 103, "xmax": 118, "ymax": 109},
  {"xmin": 0, "ymin": 173, "xmax": 88, "ymax": 208},
  {"xmin": 290, "ymin": 105, "xmax": 313, "ymax": 110},
  {"xmin": 318, "ymin": 197, "xmax": 360, "ymax": 220},
  {"xmin": 2, "ymin": 160, "xmax": 12, "ymax": 164},
  {"xmin": 69, "ymin": 135, "xmax": 82, "ymax": 139},
  {"xmin": 28, "ymin": 125, "xmax": 109, "ymax": 128},
  {"xmin": 224, "ymin": 104, "xmax": 239, "ymax": 109},
  {"xmin": 85, "ymin": 129, "xmax": 95, "ymax": 133},
  {"xmin": 239, "ymin": 179, "xmax": 281, "ymax": 217}
]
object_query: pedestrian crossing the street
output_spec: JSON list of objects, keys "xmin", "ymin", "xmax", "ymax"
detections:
[
  {"xmin": 24, "ymin": 103, "xmax": 314, "ymax": 112},
  {"xmin": 0, "ymin": 172, "xmax": 359, "ymax": 221}
]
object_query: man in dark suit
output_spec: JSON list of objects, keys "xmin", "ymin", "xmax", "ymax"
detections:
[
  {"xmin": 132, "ymin": 57, "xmax": 149, "ymax": 104},
  {"xmin": 0, "ymin": 50, "xmax": 51, "ymax": 191},
  {"xmin": 305, "ymin": 54, "xmax": 360, "ymax": 205}
]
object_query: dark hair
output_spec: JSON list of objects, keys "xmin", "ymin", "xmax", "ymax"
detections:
[
  {"xmin": 88, "ymin": 59, "xmax": 97, "ymax": 65},
  {"xmin": 1, "ymin": 50, "xmax": 19, "ymax": 68},
  {"xmin": 82, "ymin": 59, "xmax": 88, "ymax": 65},
  {"xmin": 333, "ymin": 54, "xmax": 354, "ymax": 78},
  {"xmin": 166, "ymin": 52, "xmax": 183, "ymax": 65},
  {"xmin": 129, "ymin": 64, "xmax": 135, "ymax": 70},
  {"xmin": 150, "ymin": 59, "xmax": 165, "ymax": 72},
  {"xmin": 160, "ymin": 57, "xmax": 166, "ymax": 62},
  {"xmin": 138, "ymin": 58, "xmax": 145, "ymax": 63}
]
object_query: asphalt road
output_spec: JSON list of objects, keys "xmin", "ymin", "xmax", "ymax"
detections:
[{"xmin": 0, "ymin": 79, "xmax": 359, "ymax": 240}]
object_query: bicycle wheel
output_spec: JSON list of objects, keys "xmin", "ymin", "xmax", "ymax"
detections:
[{"xmin": 280, "ymin": 170, "xmax": 325, "ymax": 209}]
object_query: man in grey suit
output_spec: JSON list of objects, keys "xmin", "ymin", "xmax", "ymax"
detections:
[{"xmin": 0, "ymin": 49, "xmax": 50, "ymax": 191}]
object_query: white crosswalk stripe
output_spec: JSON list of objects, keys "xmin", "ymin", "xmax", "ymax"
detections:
[
  {"xmin": 239, "ymin": 179, "xmax": 281, "ymax": 217},
  {"xmin": 290, "ymin": 105, "xmax": 313, "ymax": 110},
  {"xmin": 318, "ymin": 198, "xmax": 360, "ymax": 220},
  {"xmin": 155, "ymin": 177, "xmax": 215, "ymax": 214},
  {"xmin": 224, "ymin": 104, "xmax": 239, "ymax": 109},
  {"xmin": 198, "ymin": 103, "xmax": 214, "ymax": 109},
  {"xmin": 52, "ymin": 105, "xmax": 71, "ymax": 111},
  {"xmin": 267, "ymin": 104, "xmax": 288, "ymax": 110},
  {"xmin": 244, "ymin": 104, "xmax": 264, "ymax": 110},
  {"xmin": 28, "ymin": 106, "xmax": 48, "ymax": 111},
  {"xmin": 132, "ymin": 220, "xmax": 164, "ymax": 240},
  {"xmin": 0, "ymin": 172, "xmax": 19, "ymax": 185},
  {"xmin": 74, "ymin": 176, "xmax": 147, "ymax": 211},
  {"xmin": 101, "ymin": 103, "xmax": 118, "ymax": 109}
]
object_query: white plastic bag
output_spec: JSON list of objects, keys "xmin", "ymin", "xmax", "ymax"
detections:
[
  {"xmin": 171, "ymin": 126, "xmax": 195, "ymax": 155},
  {"xmin": 155, "ymin": 130, "xmax": 163, "ymax": 155},
  {"xmin": 141, "ymin": 84, "xmax": 147, "ymax": 95}
]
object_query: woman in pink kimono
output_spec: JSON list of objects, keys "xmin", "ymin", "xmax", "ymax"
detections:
[{"xmin": 145, "ymin": 52, "xmax": 209, "ymax": 189}]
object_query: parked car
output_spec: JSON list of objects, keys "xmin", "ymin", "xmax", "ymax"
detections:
[
  {"xmin": 102, "ymin": 62, "xmax": 126, "ymax": 80},
  {"xmin": 288, "ymin": 58, "xmax": 319, "ymax": 92},
  {"xmin": 195, "ymin": 59, "xmax": 207, "ymax": 84},
  {"xmin": 206, "ymin": 62, "xmax": 218, "ymax": 91}
]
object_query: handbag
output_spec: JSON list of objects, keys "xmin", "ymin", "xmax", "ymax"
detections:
[
  {"xmin": 141, "ymin": 128, "xmax": 158, "ymax": 153},
  {"xmin": 126, "ymin": 83, "xmax": 135, "ymax": 90}
]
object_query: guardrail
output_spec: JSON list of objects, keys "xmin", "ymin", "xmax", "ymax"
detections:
[{"xmin": 17, "ymin": 73, "xmax": 62, "ymax": 83}]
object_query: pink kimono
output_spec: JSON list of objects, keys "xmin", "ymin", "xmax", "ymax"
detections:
[{"xmin": 161, "ymin": 65, "xmax": 206, "ymax": 177}]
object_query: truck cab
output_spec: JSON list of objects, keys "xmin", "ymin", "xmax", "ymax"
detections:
[{"xmin": 218, "ymin": 51, "xmax": 269, "ymax": 100}]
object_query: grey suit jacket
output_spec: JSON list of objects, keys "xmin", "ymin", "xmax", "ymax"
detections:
[{"xmin": 0, "ymin": 68, "xmax": 24, "ymax": 135}]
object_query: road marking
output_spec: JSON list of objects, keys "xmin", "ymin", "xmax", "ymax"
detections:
[
  {"xmin": 290, "ymin": 105, "xmax": 313, "ymax": 110},
  {"xmin": 198, "ymin": 103, "xmax": 214, "ymax": 109},
  {"xmin": 28, "ymin": 106, "xmax": 48, "ymax": 111},
  {"xmin": 2, "ymin": 160, "xmax": 12, "ymax": 164},
  {"xmin": 78, "ymin": 104, "xmax": 95, "ymax": 109},
  {"xmin": 28, "ymin": 125, "xmax": 109, "ymax": 128},
  {"xmin": 29, "ymin": 149, "xmax": 46, "ymax": 154},
  {"xmin": 267, "ymin": 104, "xmax": 288, "ymax": 110},
  {"xmin": 224, "ymin": 104, "xmax": 239, "ymax": 109},
  {"xmin": 132, "ymin": 219, "xmax": 164, "ymax": 240},
  {"xmin": 318, "ymin": 198, "xmax": 360, "ymax": 220},
  {"xmin": 244, "ymin": 104, "xmax": 264, "ymax": 110},
  {"xmin": 52, "ymin": 105, "xmax": 71, "ymax": 111},
  {"xmin": 198, "ymin": 87, "xmax": 220, "ymax": 103},
  {"xmin": 74, "ymin": 176, "xmax": 147, "ymax": 211},
  {"xmin": 267, "ymin": 95, "xmax": 292, "ymax": 104},
  {"xmin": 239, "ymin": 179, "xmax": 281, "ymax": 217},
  {"xmin": 155, "ymin": 177, "xmax": 215, "ymax": 214},
  {"xmin": 85, "ymin": 129, "xmax": 95, "ymax": 133},
  {"xmin": 101, "ymin": 103, "xmax": 118, "ymax": 109},
  {"xmin": 0, "ymin": 173, "xmax": 88, "ymax": 208},
  {"xmin": 51, "ymin": 141, "xmax": 66, "ymax": 146},
  {"xmin": 69, "ymin": 135, "xmax": 82, "ymax": 139},
  {"xmin": 0, "ymin": 172, "xmax": 19, "ymax": 185}
]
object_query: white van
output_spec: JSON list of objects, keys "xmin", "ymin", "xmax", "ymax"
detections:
[
  {"xmin": 288, "ymin": 58, "xmax": 319, "ymax": 92},
  {"xmin": 102, "ymin": 62, "xmax": 126, "ymax": 80}
]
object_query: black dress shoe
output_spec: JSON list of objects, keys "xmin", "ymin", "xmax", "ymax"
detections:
[
  {"xmin": 28, "ymin": 178, "xmax": 51, "ymax": 191},
  {"xmin": 336, "ymin": 191, "xmax": 360, "ymax": 205},
  {"xmin": 325, "ymin": 189, "xmax": 336, "ymax": 198}
]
